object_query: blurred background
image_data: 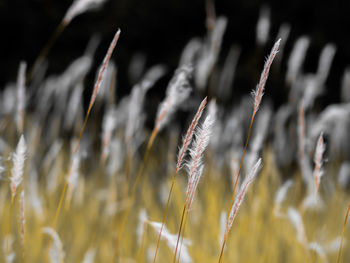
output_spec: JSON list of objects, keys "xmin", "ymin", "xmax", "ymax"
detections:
[{"xmin": 1, "ymin": 0, "xmax": 350, "ymax": 106}]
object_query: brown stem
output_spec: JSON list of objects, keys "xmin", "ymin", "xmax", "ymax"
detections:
[
  {"xmin": 173, "ymin": 203, "xmax": 188, "ymax": 263},
  {"xmin": 27, "ymin": 21, "xmax": 66, "ymax": 84},
  {"xmin": 218, "ymin": 112, "xmax": 255, "ymax": 263},
  {"xmin": 337, "ymin": 202, "xmax": 350, "ymax": 263},
  {"xmin": 113, "ymin": 127, "xmax": 158, "ymax": 261}
]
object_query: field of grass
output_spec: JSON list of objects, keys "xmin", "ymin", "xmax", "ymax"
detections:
[{"xmin": 1, "ymin": 1, "xmax": 350, "ymax": 262}]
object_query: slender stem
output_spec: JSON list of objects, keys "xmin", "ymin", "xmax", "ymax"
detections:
[
  {"xmin": 153, "ymin": 97, "xmax": 207, "ymax": 263},
  {"xmin": 218, "ymin": 113, "xmax": 255, "ymax": 263},
  {"xmin": 177, "ymin": 210, "xmax": 189, "ymax": 263},
  {"xmin": 27, "ymin": 21, "xmax": 66, "ymax": 83},
  {"xmin": 173, "ymin": 202, "xmax": 188, "ymax": 263},
  {"xmin": 113, "ymin": 127, "xmax": 158, "ymax": 261},
  {"xmin": 45, "ymin": 30, "xmax": 121, "ymax": 262},
  {"xmin": 137, "ymin": 224, "xmax": 147, "ymax": 263},
  {"xmin": 310, "ymin": 194, "xmax": 318, "ymax": 263},
  {"xmin": 53, "ymin": 107, "xmax": 90, "ymax": 229},
  {"xmin": 6, "ymin": 197, "xmax": 14, "ymax": 263},
  {"xmin": 337, "ymin": 202, "xmax": 350, "ymax": 263},
  {"xmin": 45, "ymin": 74, "xmax": 101, "ymax": 263},
  {"xmin": 153, "ymin": 169, "xmax": 179, "ymax": 263}
]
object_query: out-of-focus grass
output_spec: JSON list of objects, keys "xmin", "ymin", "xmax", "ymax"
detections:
[{"xmin": 0, "ymin": 139, "xmax": 348, "ymax": 262}]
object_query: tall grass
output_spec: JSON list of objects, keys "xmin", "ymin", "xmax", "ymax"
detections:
[{"xmin": 1, "ymin": 4, "xmax": 350, "ymax": 263}]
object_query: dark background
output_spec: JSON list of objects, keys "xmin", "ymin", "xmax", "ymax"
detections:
[{"xmin": 1, "ymin": 0, "xmax": 350, "ymax": 105}]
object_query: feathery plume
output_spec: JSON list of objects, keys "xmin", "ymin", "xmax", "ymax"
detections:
[
  {"xmin": 219, "ymin": 211, "xmax": 227, "ymax": 244},
  {"xmin": 179, "ymin": 38, "xmax": 202, "ymax": 66},
  {"xmin": 155, "ymin": 66, "xmax": 192, "ymax": 132},
  {"xmin": 153, "ymin": 97, "xmax": 207, "ymax": 263},
  {"xmin": 298, "ymin": 100, "xmax": 306, "ymax": 161},
  {"xmin": 0, "ymin": 158, "xmax": 5, "ymax": 179},
  {"xmin": 226, "ymin": 158, "xmax": 261, "ymax": 232},
  {"xmin": 16, "ymin": 62, "xmax": 26, "ymax": 133},
  {"xmin": 101, "ymin": 107, "xmax": 117, "ymax": 161},
  {"xmin": 316, "ymin": 43, "xmax": 336, "ymax": 85},
  {"xmin": 286, "ymin": 36, "xmax": 310, "ymax": 84},
  {"xmin": 63, "ymin": 0, "xmax": 107, "ymax": 25},
  {"xmin": 10, "ymin": 135, "xmax": 26, "ymax": 200},
  {"xmin": 20, "ymin": 191, "xmax": 25, "ymax": 249},
  {"xmin": 246, "ymin": 106, "xmax": 271, "ymax": 170},
  {"xmin": 310, "ymin": 103, "xmax": 350, "ymax": 158},
  {"xmin": 325, "ymin": 237, "xmax": 345, "ymax": 253},
  {"xmin": 42, "ymin": 227, "xmax": 65, "ymax": 263},
  {"xmin": 27, "ymin": 170, "xmax": 44, "ymax": 217},
  {"xmin": 52, "ymin": 30, "xmax": 120, "ymax": 232},
  {"xmin": 302, "ymin": 192, "xmax": 324, "ymax": 211},
  {"xmin": 256, "ymin": 5, "xmax": 270, "ymax": 46},
  {"xmin": 208, "ymin": 99, "xmax": 217, "ymax": 121},
  {"xmin": 86, "ymin": 29, "xmax": 121, "ymax": 118},
  {"xmin": 125, "ymin": 65, "xmax": 166, "ymax": 143},
  {"xmin": 186, "ymin": 113, "xmax": 215, "ymax": 208},
  {"xmin": 338, "ymin": 161, "xmax": 350, "ymax": 189},
  {"xmin": 64, "ymin": 83, "xmax": 83, "ymax": 130},
  {"xmin": 274, "ymin": 179, "xmax": 293, "ymax": 217},
  {"xmin": 96, "ymin": 62, "xmax": 116, "ymax": 104},
  {"xmin": 252, "ymin": 39, "xmax": 280, "ymax": 118},
  {"xmin": 218, "ymin": 45, "xmax": 240, "ymax": 100},
  {"xmin": 3, "ymin": 235, "xmax": 15, "ymax": 263},
  {"xmin": 173, "ymin": 111, "xmax": 215, "ymax": 263},
  {"xmin": 66, "ymin": 144, "xmax": 82, "ymax": 207},
  {"xmin": 82, "ymin": 248, "xmax": 96, "ymax": 263},
  {"xmin": 313, "ymin": 133, "xmax": 325, "ymax": 194},
  {"xmin": 195, "ymin": 16, "xmax": 227, "ymax": 90},
  {"xmin": 297, "ymin": 102, "xmax": 313, "ymax": 190},
  {"xmin": 341, "ymin": 68, "xmax": 350, "ymax": 103},
  {"xmin": 177, "ymin": 97, "xmax": 207, "ymax": 171},
  {"xmin": 128, "ymin": 53, "xmax": 146, "ymax": 84},
  {"xmin": 106, "ymin": 136, "xmax": 124, "ymax": 177},
  {"xmin": 149, "ymin": 221, "xmax": 192, "ymax": 263},
  {"xmin": 288, "ymin": 207, "xmax": 307, "ymax": 245},
  {"xmin": 274, "ymin": 23, "xmax": 291, "ymax": 66},
  {"xmin": 308, "ymin": 242, "xmax": 327, "ymax": 262},
  {"xmin": 137, "ymin": 209, "xmax": 148, "ymax": 246}
]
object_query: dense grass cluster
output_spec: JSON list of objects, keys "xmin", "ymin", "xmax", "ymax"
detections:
[{"xmin": 1, "ymin": 1, "xmax": 350, "ymax": 262}]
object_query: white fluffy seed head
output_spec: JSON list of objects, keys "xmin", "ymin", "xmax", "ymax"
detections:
[
  {"xmin": 287, "ymin": 207, "xmax": 306, "ymax": 244},
  {"xmin": 176, "ymin": 97, "xmax": 207, "ymax": 172},
  {"xmin": 341, "ymin": 68, "xmax": 350, "ymax": 103},
  {"xmin": 10, "ymin": 135, "xmax": 27, "ymax": 199},
  {"xmin": 286, "ymin": 36, "xmax": 310, "ymax": 84},
  {"xmin": 82, "ymin": 248, "xmax": 96, "ymax": 263},
  {"xmin": 252, "ymin": 39, "xmax": 280, "ymax": 118},
  {"xmin": 43, "ymin": 227, "xmax": 65, "ymax": 263},
  {"xmin": 148, "ymin": 221, "xmax": 192, "ymax": 263},
  {"xmin": 155, "ymin": 66, "xmax": 192, "ymax": 131},
  {"xmin": 316, "ymin": 43, "xmax": 336, "ymax": 85},
  {"xmin": 63, "ymin": 0, "xmax": 107, "ymax": 25},
  {"xmin": 275, "ymin": 179, "xmax": 293, "ymax": 207},
  {"xmin": 227, "ymin": 158, "xmax": 261, "ymax": 231},
  {"xmin": 186, "ymin": 113, "xmax": 215, "ymax": 202},
  {"xmin": 313, "ymin": 133, "xmax": 325, "ymax": 194},
  {"xmin": 256, "ymin": 5, "xmax": 270, "ymax": 46},
  {"xmin": 137, "ymin": 209, "xmax": 148, "ymax": 246},
  {"xmin": 16, "ymin": 61, "xmax": 26, "ymax": 133}
]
